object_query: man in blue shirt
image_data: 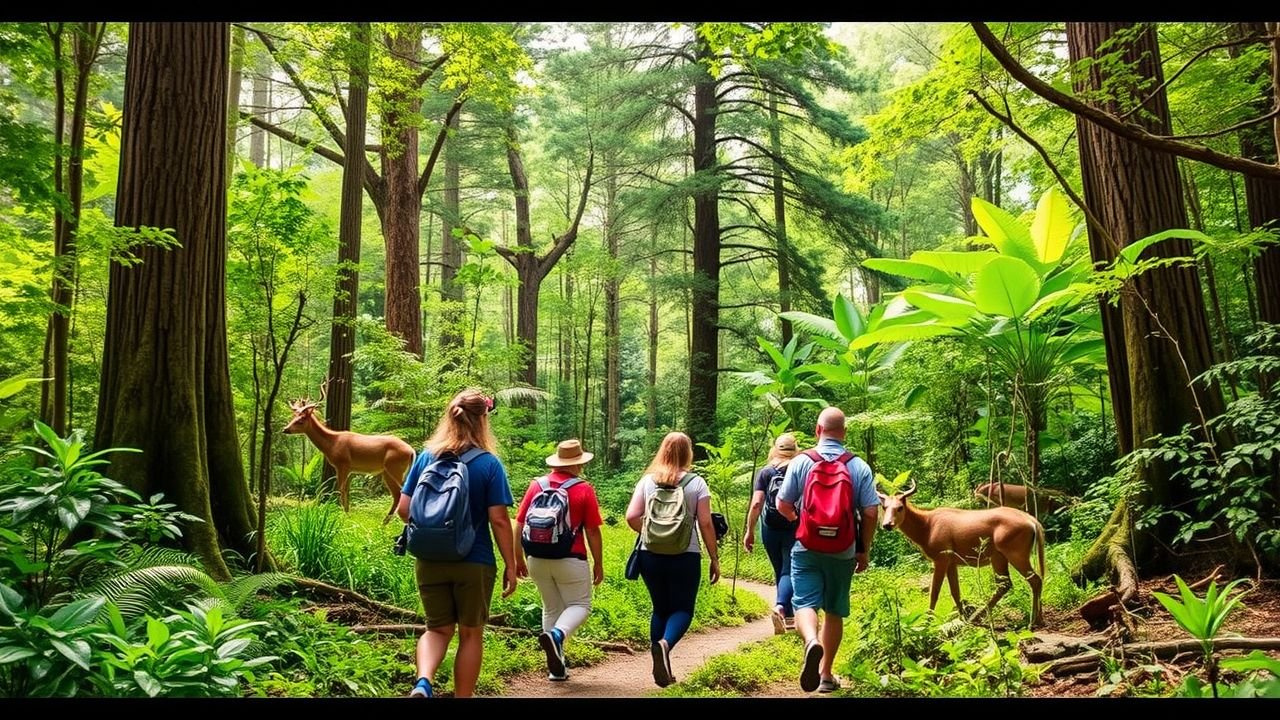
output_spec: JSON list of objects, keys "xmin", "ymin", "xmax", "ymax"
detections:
[{"xmin": 777, "ymin": 407, "xmax": 878, "ymax": 694}]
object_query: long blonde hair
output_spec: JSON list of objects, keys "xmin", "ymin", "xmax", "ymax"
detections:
[
  {"xmin": 644, "ymin": 431, "xmax": 693, "ymax": 488},
  {"xmin": 767, "ymin": 433, "xmax": 798, "ymax": 471},
  {"xmin": 426, "ymin": 389, "xmax": 497, "ymax": 456}
]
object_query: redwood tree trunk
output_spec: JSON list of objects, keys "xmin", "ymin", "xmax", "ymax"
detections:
[
  {"xmin": 40, "ymin": 25, "xmax": 66, "ymax": 436},
  {"xmin": 378, "ymin": 27, "xmax": 423, "ymax": 358},
  {"xmin": 95, "ymin": 22, "xmax": 256, "ymax": 580},
  {"xmin": 688, "ymin": 30, "xmax": 721, "ymax": 453},
  {"xmin": 227, "ymin": 25, "xmax": 243, "ymax": 173},
  {"xmin": 323, "ymin": 22, "xmax": 370, "ymax": 495},
  {"xmin": 1068, "ymin": 22, "xmax": 1227, "ymax": 596},
  {"xmin": 648, "ymin": 227, "xmax": 659, "ymax": 435}
]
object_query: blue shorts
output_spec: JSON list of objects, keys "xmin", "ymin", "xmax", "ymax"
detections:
[{"xmin": 789, "ymin": 548, "xmax": 854, "ymax": 617}]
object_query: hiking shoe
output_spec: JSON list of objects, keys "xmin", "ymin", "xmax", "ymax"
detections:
[
  {"xmin": 784, "ymin": 616, "xmax": 796, "ymax": 632},
  {"xmin": 818, "ymin": 676, "xmax": 841, "ymax": 694},
  {"xmin": 548, "ymin": 670, "xmax": 569, "ymax": 682},
  {"xmin": 408, "ymin": 677, "xmax": 433, "ymax": 698},
  {"xmin": 539, "ymin": 630, "xmax": 566, "ymax": 679},
  {"xmin": 800, "ymin": 640, "xmax": 823, "ymax": 692},
  {"xmin": 651, "ymin": 639, "xmax": 673, "ymax": 687},
  {"xmin": 770, "ymin": 606, "xmax": 786, "ymax": 635}
]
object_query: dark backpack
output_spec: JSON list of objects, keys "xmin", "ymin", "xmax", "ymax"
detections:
[
  {"xmin": 761, "ymin": 465, "xmax": 797, "ymax": 530},
  {"xmin": 520, "ymin": 476, "xmax": 583, "ymax": 559},
  {"xmin": 795, "ymin": 449, "xmax": 858, "ymax": 554},
  {"xmin": 406, "ymin": 448, "xmax": 486, "ymax": 562}
]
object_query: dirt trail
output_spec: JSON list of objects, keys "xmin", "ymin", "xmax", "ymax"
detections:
[{"xmin": 504, "ymin": 578, "xmax": 783, "ymax": 698}]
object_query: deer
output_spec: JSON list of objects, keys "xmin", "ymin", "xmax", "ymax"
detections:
[
  {"xmin": 282, "ymin": 380, "xmax": 416, "ymax": 525},
  {"xmin": 973, "ymin": 482, "xmax": 1072, "ymax": 518},
  {"xmin": 879, "ymin": 480, "xmax": 1046, "ymax": 628}
]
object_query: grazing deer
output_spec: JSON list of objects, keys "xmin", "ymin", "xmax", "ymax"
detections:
[
  {"xmin": 282, "ymin": 381, "xmax": 416, "ymax": 525},
  {"xmin": 974, "ymin": 482, "xmax": 1070, "ymax": 518},
  {"xmin": 879, "ymin": 480, "xmax": 1046, "ymax": 628}
]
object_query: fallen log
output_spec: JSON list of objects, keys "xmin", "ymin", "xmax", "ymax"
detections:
[
  {"xmin": 287, "ymin": 576, "xmax": 420, "ymax": 620},
  {"xmin": 1020, "ymin": 632, "xmax": 1112, "ymax": 662},
  {"xmin": 348, "ymin": 623, "xmax": 635, "ymax": 654},
  {"xmin": 1044, "ymin": 637, "xmax": 1280, "ymax": 676}
]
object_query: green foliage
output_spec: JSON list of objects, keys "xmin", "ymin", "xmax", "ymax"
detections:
[
  {"xmin": 88, "ymin": 604, "xmax": 276, "ymax": 697},
  {"xmin": 1153, "ymin": 574, "xmax": 1251, "ymax": 699}
]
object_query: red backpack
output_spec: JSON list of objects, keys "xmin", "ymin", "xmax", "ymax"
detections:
[{"xmin": 796, "ymin": 449, "xmax": 857, "ymax": 553}]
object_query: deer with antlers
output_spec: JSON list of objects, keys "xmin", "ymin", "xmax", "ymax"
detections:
[
  {"xmin": 282, "ymin": 380, "xmax": 416, "ymax": 525},
  {"xmin": 879, "ymin": 479, "xmax": 1046, "ymax": 628}
]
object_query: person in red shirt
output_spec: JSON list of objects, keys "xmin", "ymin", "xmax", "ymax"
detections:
[{"xmin": 513, "ymin": 439, "xmax": 605, "ymax": 681}]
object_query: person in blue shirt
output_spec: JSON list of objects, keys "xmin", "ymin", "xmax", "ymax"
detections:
[
  {"xmin": 777, "ymin": 407, "xmax": 878, "ymax": 695},
  {"xmin": 396, "ymin": 389, "xmax": 516, "ymax": 699}
]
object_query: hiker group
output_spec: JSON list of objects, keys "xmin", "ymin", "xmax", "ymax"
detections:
[{"xmin": 396, "ymin": 388, "xmax": 877, "ymax": 698}]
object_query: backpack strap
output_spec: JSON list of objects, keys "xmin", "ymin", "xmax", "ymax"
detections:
[
  {"xmin": 559, "ymin": 477, "xmax": 583, "ymax": 491},
  {"xmin": 677, "ymin": 473, "xmax": 696, "ymax": 489},
  {"xmin": 536, "ymin": 475, "xmax": 552, "ymax": 492},
  {"xmin": 459, "ymin": 447, "xmax": 486, "ymax": 464},
  {"xmin": 802, "ymin": 449, "xmax": 823, "ymax": 463},
  {"xmin": 836, "ymin": 451, "xmax": 855, "ymax": 466}
]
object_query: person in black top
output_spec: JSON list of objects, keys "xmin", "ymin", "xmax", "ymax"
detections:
[{"xmin": 742, "ymin": 433, "xmax": 799, "ymax": 634}]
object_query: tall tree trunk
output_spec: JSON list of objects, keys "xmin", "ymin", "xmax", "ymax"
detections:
[
  {"xmin": 323, "ymin": 22, "xmax": 369, "ymax": 495},
  {"xmin": 249, "ymin": 51, "xmax": 268, "ymax": 168},
  {"xmin": 688, "ymin": 30, "xmax": 721, "ymax": 453},
  {"xmin": 1232, "ymin": 23, "xmax": 1280, "ymax": 334},
  {"xmin": 604, "ymin": 168, "xmax": 622, "ymax": 469},
  {"xmin": 439, "ymin": 110, "xmax": 464, "ymax": 357},
  {"xmin": 769, "ymin": 93, "xmax": 792, "ymax": 345},
  {"xmin": 377, "ymin": 27, "xmax": 423, "ymax": 358},
  {"xmin": 648, "ymin": 226, "xmax": 659, "ymax": 436},
  {"xmin": 40, "ymin": 26, "xmax": 66, "ymax": 436},
  {"xmin": 227, "ymin": 25, "xmax": 243, "ymax": 176},
  {"xmin": 96, "ymin": 22, "xmax": 256, "ymax": 580},
  {"xmin": 1068, "ymin": 22, "xmax": 1228, "ymax": 598}
]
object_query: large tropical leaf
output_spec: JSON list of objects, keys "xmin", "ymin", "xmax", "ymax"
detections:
[
  {"xmin": 757, "ymin": 336, "xmax": 787, "ymax": 371},
  {"xmin": 862, "ymin": 258, "xmax": 953, "ymax": 284},
  {"xmin": 1118, "ymin": 228, "xmax": 1212, "ymax": 265},
  {"xmin": 833, "ymin": 294, "xmax": 865, "ymax": 340},
  {"xmin": 909, "ymin": 250, "xmax": 1000, "ymax": 277},
  {"xmin": 971, "ymin": 197, "xmax": 1040, "ymax": 267},
  {"xmin": 850, "ymin": 323, "xmax": 958, "ymax": 350},
  {"xmin": 1031, "ymin": 187, "xmax": 1073, "ymax": 265},
  {"xmin": 903, "ymin": 290, "xmax": 980, "ymax": 323},
  {"xmin": 1040, "ymin": 258, "xmax": 1091, "ymax": 297},
  {"xmin": 1026, "ymin": 285, "xmax": 1089, "ymax": 320},
  {"xmin": 1060, "ymin": 338, "xmax": 1107, "ymax": 365},
  {"xmin": 797, "ymin": 363, "xmax": 855, "ymax": 385},
  {"xmin": 974, "ymin": 256, "xmax": 1041, "ymax": 318},
  {"xmin": 0, "ymin": 376, "xmax": 48, "ymax": 400},
  {"xmin": 779, "ymin": 311, "xmax": 839, "ymax": 340}
]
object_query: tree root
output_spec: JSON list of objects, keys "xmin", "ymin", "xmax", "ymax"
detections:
[
  {"xmin": 286, "ymin": 576, "xmax": 420, "ymax": 620},
  {"xmin": 1043, "ymin": 637, "xmax": 1280, "ymax": 676}
]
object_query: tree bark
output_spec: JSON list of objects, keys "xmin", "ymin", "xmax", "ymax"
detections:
[
  {"xmin": 438, "ymin": 109, "xmax": 464, "ymax": 357},
  {"xmin": 1232, "ymin": 23, "xmax": 1280, "ymax": 331},
  {"xmin": 227, "ymin": 25, "xmax": 244, "ymax": 176},
  {"xmin": 377, "ymin": 27, "xmax": 423, "ymax": 358},
  {"xmin": 249, "ymin": 51, "xmax": 268, "ymax": 168},
  {"xmin": 648, "ymin": 226, "xmax": 659, "ymax": 436},
  {"xmin": 1068, "ymin": 22, "xmax": 1227, "ymax": 597},
  {"xmin": 604, "ymin": 166, "xmax": 622, "ymax": 468},
  {"xmin": 688, "ymin": 29, "xmax": 721, "ymax": 453},
  {"xmin": 96, "ymin": 23, "xmax": 256, "ymax": 580},
  {"xmin": 40, "ymin": 25, "xmax": 65, "ymax": 436},
  {"xmin": 768, "ymin": 93, "xmax": 793, "ymax": 346},
  {"xmin": 323, "ymin": 22, "xmax": 370, "ymax": 495}
]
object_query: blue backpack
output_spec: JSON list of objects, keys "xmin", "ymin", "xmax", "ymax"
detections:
[{"xmin": 406, "ymin": 448, "xmax": 486, "ymax": 562}]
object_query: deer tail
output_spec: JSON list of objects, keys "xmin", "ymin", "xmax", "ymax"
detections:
[{"xmin": 1034, "ymin": 518, "xmax": 1046, "ymax": 578}]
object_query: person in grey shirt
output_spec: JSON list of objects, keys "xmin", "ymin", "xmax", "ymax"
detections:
[{"xmin": 777, "ymin": 407, "xmax": 878, "ymax": 694}]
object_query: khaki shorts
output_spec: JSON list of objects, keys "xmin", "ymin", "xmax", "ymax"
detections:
[{"xmin": 415, "ymin": 559, "xmax": 497, "ymax": 628}]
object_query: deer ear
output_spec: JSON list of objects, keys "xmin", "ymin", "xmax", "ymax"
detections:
[{"xmin": 876, "ymin": 491, "xmax": 888, "ymax": 505}]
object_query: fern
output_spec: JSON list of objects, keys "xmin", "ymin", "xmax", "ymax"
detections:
[
  {"xmin": 223, "ymin": 572, "xmax": 292, "ymax": 612},
  {"xmin": 494, "ymin": 385, "xmax": 551, "ymax": 405},
  {"xmin": 92, "ymin": 564, "xmax": 225, "ymax": 620}
]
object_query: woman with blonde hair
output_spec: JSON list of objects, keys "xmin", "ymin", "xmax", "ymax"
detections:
[
  {"xmin": 625, "ymin": 431, "xmax": 719, "ymax": 688},
  {"xmin": 743, "ymin": 433, "xmax": 799, "ymax": 634},
  {"xmin": 396, "ymin": 389, "xmax": 517, "ymax": 699}
]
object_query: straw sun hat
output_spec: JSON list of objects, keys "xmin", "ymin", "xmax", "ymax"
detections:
[{"xmin": 545, "ymin": 438, "xmax": 595, "ymax": 467}]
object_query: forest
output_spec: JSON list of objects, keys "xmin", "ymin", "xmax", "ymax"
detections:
[{"xmin": 1, "ymin": 20, "xmax": 1278, "ymax": 699}]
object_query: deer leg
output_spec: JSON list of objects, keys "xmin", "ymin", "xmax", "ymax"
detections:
[
  {"xmin": 336, "ymin": 467, "xmax": 350, "ymax": 513},
  {"xmin": 928, "ymin": 560, "xmax": 948, "ymax": 613},
  {"xmin": 972, "ymin": 555, "xmax": 1012, "ymax": 624},
  {"xmin": 381, "ymin": 470, "xmax": 401, "ymax": 526},
  {"xmin": 1008, "ymin": 548, "xmax": 1045, "ymax": 628},
  {"xmin": 946, "ymin": 561, "xmax": 965, "ymax": 615}
]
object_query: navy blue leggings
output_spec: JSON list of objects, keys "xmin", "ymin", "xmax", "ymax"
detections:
[
  {"xmin": 761, "ymin": 524, "xmax": 796, "ymax": 616},
  {"xmin": 638, "ymin": 550, "xmax": 701, "ymax": 648}
]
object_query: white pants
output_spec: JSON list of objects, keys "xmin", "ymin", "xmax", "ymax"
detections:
[{"xmin": 526, "ymin": 556, "xmax": 592, "ymax": 640}]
